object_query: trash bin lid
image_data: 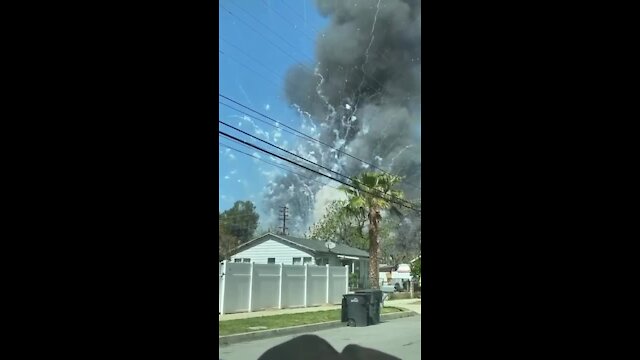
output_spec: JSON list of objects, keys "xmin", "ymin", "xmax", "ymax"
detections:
[
  {"xmin": 343, "ymin": 294, "xmax": 369, "ymax": 304},
  {"xmin": 354, "ymin": 289, "xmax": 383, "ymax": 302}
]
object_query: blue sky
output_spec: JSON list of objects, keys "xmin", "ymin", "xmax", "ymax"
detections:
[{"xmin": 218, "ymin": 1, "xmax": 329, "ymax": 224}]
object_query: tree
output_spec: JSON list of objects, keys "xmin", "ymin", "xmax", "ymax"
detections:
[
  {"xmin": 340, "ymin": 172, "xmax": 404, "ymax": 289},
  {"xmin": 380, "ymin": 211, "xmax": 422, "ymax": 267},
  {"xmin": 309, "ymin": 200, "xmax": 368, "ymax": 250},
  {"xmin": 219, "ymin": 222, "xmax": 240, "ymax": 261},
  {"xmin": 253, "ymin": 226, "xmax": 272, "ymax": 238},
  {"xmin": 378, "ymin": 217, "xmax": 411, "ymax": 266},
  {"xmin": 410, "ymin": 259, "xmax": 421, "ymax": 281},
  {"xmin": 219, "ymin": 200, "xmax": 260, "ymax": 244}
]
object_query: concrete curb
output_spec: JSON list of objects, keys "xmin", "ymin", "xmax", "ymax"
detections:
[
  {"xmin": 380, "ymin": 310, "xmax": 418, "ymax": 321},
  {"xmin": 219, "ymin": 310, "xmax": 418, "ymax": 346}
]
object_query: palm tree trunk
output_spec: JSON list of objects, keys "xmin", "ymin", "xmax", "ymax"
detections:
[{"xmin": 368, "ymin": 208, "xmax": 380, "ymax": 289}]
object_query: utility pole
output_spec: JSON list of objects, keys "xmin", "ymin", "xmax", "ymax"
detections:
[{"xmin": 278, "ymin": 206, "xmax": 289, "ymax": 235}]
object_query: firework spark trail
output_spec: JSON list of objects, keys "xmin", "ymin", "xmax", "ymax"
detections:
[
  {"xmin": 267, "ymin": 0, "xmax": 421, "ymax": 233},
  {"xmin": 315, "ymin": 64, "xmax": 354, "ymax": 159},
  {"xmin": 230, "ymin": 114, "xmax": 260, "ymax": 131},
  {"xmin": 227, "ymin": 114, "xmax": 274, "ymax": 143},
  {"xmin": 298, "ymin": 177, "xmax": 315, "ymax": 203},
  {"xmin": 291, "ymin": 104, "xmax": 308, "ymax": 130},
  {"xmin": 362, "ymin": 0, "xmax": 383, "ymax": 81},
  {"xmin": 351, "ymin": 0, "xmax": 384, "ymax": 116},
  {"xmin": 238, "ymin": 83, "xmax": 254, "ymax": 107},
  {"xmin": 388, "ymin": 144, "xmax": 414, "ymax": 171},
  {"xmin": 291, "ymin": 102, "xmax": 334, "ymax": 167},
  {"xmin": 313, "ymin": 65, "xmax": 337, "ymax": 124}
]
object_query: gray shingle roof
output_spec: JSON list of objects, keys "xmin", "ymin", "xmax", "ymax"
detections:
[{"xmin": 277, "ymin": 234, "xmax": 369, "ymax": 258}]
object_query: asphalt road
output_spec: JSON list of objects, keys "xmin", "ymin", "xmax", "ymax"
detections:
[{"xmin": 219, "ymin": 315, "xmax": 421, "ymax": 360}]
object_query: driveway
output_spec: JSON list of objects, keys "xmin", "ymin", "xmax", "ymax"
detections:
[{"xmin": 219, "ymin": 314, "xmax": 421, "ymax": 360}]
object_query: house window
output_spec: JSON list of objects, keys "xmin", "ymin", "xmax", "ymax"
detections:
[
  {"xmin": 234, "ymin": 259, "xmax": 241, "ymax": 263},
  {"xmin": 303, "ymin": 257, "xmax": 312, "ymax": 265},
  {"xmin": 292, "ymin": 257, "xmax": 301, "ymax": 265},
  {"xmin": 267, "ymin": 258, "xmax": 275, "ymax": 264},
  {"xmin": 315, "ymin": 257, "xmax": 329, "ymax": 266},
  {"xmin": 242, "ymin": 258, "xmax": 251, "ymax": 263}
]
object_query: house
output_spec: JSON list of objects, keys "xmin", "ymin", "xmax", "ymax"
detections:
[
  {"xmin": 378, "ymin": 263, "xmax": 412, "ymax": 289},
  {"xmin": 228, "ymin": 232, "xmax": 370, "ymax": 288}
]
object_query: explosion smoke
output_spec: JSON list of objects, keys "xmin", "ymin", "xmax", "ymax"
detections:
[{"xmin": 262, "ymin": 0, "xmax": 421, "ymax": 237}]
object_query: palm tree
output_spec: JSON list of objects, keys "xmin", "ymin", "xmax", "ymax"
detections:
[{"xmin": 340, "ymin": 172, "xmax": 404, "ymax": 289}]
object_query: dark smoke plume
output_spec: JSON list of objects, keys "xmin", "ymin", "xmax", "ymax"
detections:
[{"xmin": 263, "ymin": 0, "xmax": 421, "ymax": 236}]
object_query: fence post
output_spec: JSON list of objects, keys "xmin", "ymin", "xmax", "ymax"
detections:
[
  {"xmin": 248, "ymin": 262, "xmax": 254, "ymax": 312},
  {"xmin": 345, "ymin": 265, "xmax": 349, "ymax": 294},
  {"xmin": 303, "ymin": 264, "xmax": 308, "ymax": 307},
  {"xmin": 278, "ymin": 263, "xmax": 283, "ymax": 309},
  {"xmin": 325, "ymin": 264, "xmax": 330, "ymax": 304},
  {"xmin": 220, "ymin": 260, "xmax": 227, "ymax": 315}
]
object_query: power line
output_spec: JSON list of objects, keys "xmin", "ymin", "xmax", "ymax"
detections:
[
  {"xmin": 219, "ymin": 141, "xmax": 340, "ymax": 191},
  {"xmin": 219, "ymin": 102, "xmax": 302, "ymax": 140},
  {"xmin": 220, "ymin": 4, "xmax": 311, "ymax": 68},
  {"xmin": 261, "ymin": 0, "xmax": 317, "ymax": 43},
  {"xmin": 221, "ymin": 120, "xmax": 421, "ymax": 211},
  {"xmin": 219, "ymin": 130, "xmax": 421, "ymax": 213},
  {"xmin": 219, "ymin": 141, "xmax": 343, "ymax": 224},
  {"xmin": 276, "ymin": 0, "xmax": 394, "ymax": 69},
  {"xmin": 220, "ymin": 36, "xmax": 285, "ymax": 82},
  {"xmin": 220, "ymin": 3, "xmax": 385, "ymax": 91},
  {"xmin": 279, "ymin": 0, "xmax": 322, "ymax": 35},
  {"xmin": 219, "ymin": 51, "xmax": 282, "ymax": 90},
  {"xmin": 219, "ymin": 93, "xmax": 421, "ymax": 190},
  {"xmin": 220, "ymin": 119, "xmax": 418, "ymax": 210},
  {"xmin": 220, "ymin": 131, "xmax": 421, "ymax": 215},
  {"xmin": 225, "ymin": 1, "xmax": 314, "ymax": 62}
]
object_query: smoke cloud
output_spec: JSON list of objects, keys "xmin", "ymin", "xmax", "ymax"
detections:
[{"xmin": 262, "ymin": 0, "xmax": 421, "ymax": 237}]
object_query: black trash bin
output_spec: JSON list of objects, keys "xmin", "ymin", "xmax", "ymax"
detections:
[
  {"xmin": 355, "ymin": 289, "xmax": 383, "ymax": 325},
  {"xmin": 342, "ymin": 294, "xmax": 370, "ymax": 327}
]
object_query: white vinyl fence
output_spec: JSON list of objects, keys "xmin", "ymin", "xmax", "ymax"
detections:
[{"xmin": 219, "ymin": 261, "xmax": 349, "ymax": 315}]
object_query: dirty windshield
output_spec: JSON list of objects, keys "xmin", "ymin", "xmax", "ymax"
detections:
[{"xmin": 219, "ymin": 1, "xmax": 421, "ymax": 359}]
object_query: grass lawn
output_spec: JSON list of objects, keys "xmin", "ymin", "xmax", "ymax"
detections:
[{"xmin": 219, "ymin": 306, "xmax": 403, "ymax": 336}]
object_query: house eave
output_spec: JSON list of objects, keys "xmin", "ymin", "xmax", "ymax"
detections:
[
  {"xmin": 229, "ymin": 232, "xmax": 318, "ymax": 256},
  {"xmin": 336, "ymin": 255, "xmax": 362, "ymax": 260}
]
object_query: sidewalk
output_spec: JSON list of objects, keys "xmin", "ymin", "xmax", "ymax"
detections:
[
  {"xmin": 219, "ymin": 298, "xmax": 421, "ymax": 321},
  {"xmin": 383, "ymin": 299, "xmax": 421, "ymax": 314}
]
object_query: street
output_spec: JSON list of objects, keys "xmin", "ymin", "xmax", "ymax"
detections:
[{"xmin": 219, "ymin": 315, "xmax": 421, "ymax": 360}]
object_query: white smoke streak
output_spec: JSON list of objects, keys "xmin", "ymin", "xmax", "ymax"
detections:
[{"xmin": 388, "ymin": 144, "xmax": 414, "ymax": 171}]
